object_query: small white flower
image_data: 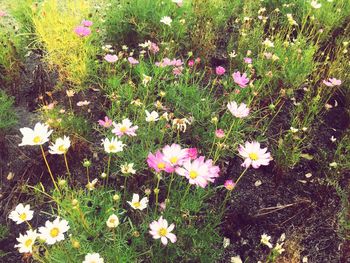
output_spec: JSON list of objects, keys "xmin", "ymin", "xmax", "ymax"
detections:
[
  {"xmin": 19, "ymin": 122, "xmax": 53, "ymax": 146},
  {"xmin": 230, "ymin": 255, "xmax": 243, "ymax": 263},
  {"xmin": 121, "ymin": 163, "xmax": 136, "ymax": 174},
  {"xmin": 311, "ymin": 0, "xmax": 321, "ymax": 9},
  {"xmin": 106, "ymin": 214, "xmax": 119, "ymax": 228},
  {"xmin": 101, "ymin": 137, "xmax": 125, "ymax": 153},
  {"xmin": 49, "ymin": 136, "xmax": 71, "ymax": 155},
  {"xmin": 274, "ymin": 242, "xmax": 285, "ymax": 254},
  {"xmin": 160, "ymin": 16, "xmax": 172, "ymax": 26},
  {"xmin": 290, "ymin": 127, "xmax": 299, "ymax": 133},
  {"xmin": 262, "ymin": 38, "xmax": 274, "ymax": 48},
  {"xmin": 227, "ymin": 101, "xmax": 250, "ymax": 118},
  {"xmin": 223, "ymin": 237, "xmax": 230, "ymax": 248},
  {"xmin": 142, "ymin": 74, "xmax": 152, "ymax": 86},
  {"xmin": 149, "ymin": 216, "xmax": 177, "ymax": 246},
  {"xmin": 127, "ymin": 193, "xmax": 148, "ymax": 210},
  {"xmin": 329, "ymin": 162, "xmax": 338, "ymax": 167},
  {"xmin": 229, "ymin": 50, "xmax": 237, "ymax": 58},
  {"xmin": 9, "ymin": 203, "xmax": 34, "ymax": 224},
  {"xmin": 330, "ymin": 136, "xmax": 336, "ymax": 142},
  {"xmin": 86, "ymin": 178, "xmax": 98, "ymax": 191},
  {"xmin": 260, "ymin": 233, "xmax": 273, "ymax": 248},
  {"xmin": 83, "ymin": 253, "xmax": 104, "ymax": 263},
  {"xmin": 15, "ymin": 229, "xmax": 38, "ymax": 253},
  {"xmin": 39, "ymin": 217, "xmax": 70, "ymax": 245},
  {"xmin": 145, "ymin": 110, "xmax": 159, "ymax": 122}
]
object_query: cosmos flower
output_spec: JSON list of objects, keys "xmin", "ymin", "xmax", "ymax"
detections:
[
  {"xmin": 260, "ymin": 233, "xmax": 273, "ymax": 248},
  {"xmin": 19, "ymin": 122, "xmax": 53, "ymax": 146},
  {"xmin": 147, "ymin": 151, "xmax": 174, "ymax": 173},
  {"xmin": 81, "ymin": 20, "xmax": 93, "ymax": 27},
  {"xmin": 49, "ymin": 136, "xmax": 70, "ymax": 155},
  {"xmin": 274, "ymin": 243, "xmax": 285, "ymax": 254},
  {"xmin": 83, "ymin": 253, "xmax": 104, "ymax": 263},
  {"xmin": 310, "ymin": 0, "xmax": 321, "ymax": 8},
  {"xmin": 244, "ymin": 57, "xmax": 252, "ymax": 64},
  {"xmin": 232, "ymin": 71, "xmax": 249, "ymax": 88},
  {"xmin": 149, "ymin": 216, "xmax": 177, "ymax": 246},
  {"xmin": 77, "ymin": 100, "xmax": 90, "ymax": 106},
  {"xmin": 74, "ymin": 26, "xmax": 91, "ymax": 37},
  {"xmin": 104, "ymin": 54, "xmax": 118, "ymax": 63},
  {"xmin": 39, "ymin": 217, "xmax": 70, "ymax": 245},
  {"xmin": 215, "ymin": 66, "xmax": 226, "ymax": 76},
  {"xmin": 323, "ymin": 78, "xmax": 341, "ymax": 87},
  {"xmin": 15, "ymin": 229, "xmax": 38, "ymax": 253},
  {"xmin": 186, "ymin": 148, "xmax": 198, "ymax": 160},
  {"xmin": 227, "ymin": 101, "xmax": 250, "ymax": 118},
  {"xmin": 98, "ymin": 116, "xmax": 113, "ymax": 128},
  {"xmin": 112, "ymin": 119, "xmax": 138, "ymax": 137},
  {"xmin": 145, "ymin": 110, "xmax": 159, "ymax": 122},
  {"xmin": 9, "ymin": 203, "xmax": 34, "ymax": 224},
  {"xmin": 215, "ymin": 129, "xmax": 225, "ymax": 138},
  {"xmin": 101, "ymin": 137, "xmax": 125, "ymax": 154},
  {"xmin": 160, "ymin": 16, "xmax": 172, "ymax": 26},
  {"xmin": 161, "ymin": 144, "xmax": 188, "ymax": 167},
  {"xmin": 238, "ymin": 141, "xmax": 271, "ymax": 169},
  {"xmin": 120, "ymin": 162, "xmax": 136, "ymax": 174},
  {"xmin": 127, "ymin": 194, "xmax": 148, "ymax": 210},
  {"xmin": 106, "ymin": 214, "xmax": 119, "ymax": 228},
  {"xmin": 224, "ymin": 180, "xmax": 236, "ymax": 190},
  {"xmin": 128, "ymin": 57, "xmax": 139, "ymax": 65}
]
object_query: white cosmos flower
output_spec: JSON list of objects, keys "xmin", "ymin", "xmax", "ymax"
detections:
[
  {"xmin": 39, "ymin": 217, "xmax": 70, "ymax": 245},
  {"xmin": 149, "ymin": 216, "xmax": 177, "ymax": 246},
  {"xmin": 106, "ymin": 214, "xmax": 119, "ymax": 228},
  {"xmin": 260, "ymin": 233, "xmax": 273, "ymax": 248},
  {"xmin": 227, "ymin": 101, "xmax": 250, "ymax": 118},
  {"xmin": 127, "ymin": 193, "xmax": 148, "ymax": 210},
  {"xmin": 15, "ymin": 229, "xmax": 38, "ymax": 253},
  {"xmin": 160, "ymin": 16, "xmax": 172, "ymax": 26},
  {"xmin": 101, "ymin": 137, "xmax": 125, "ymax": 153},
  {"xmin": 49, "ymin": 136, "xmax": 71, "ymax": 154},
  {"xmin": 161, "ymin": 143, "xmax": 188, "ymax": 166},
  {"xmin": 83, "ymin": 253, "xmax": 104, "ymax": 263},
  {"xmin": 9, "ymin": 203, "xmax": 34, "ymax": 224},
  {"xmin": 238, "ymin": 141, "xmax": 271, "ymax": 169},
  {"xmin": 19, "ymin": 122, "xmax": 53, "ymax": 146},
  {"xmin": 120, "ymin": 163, "xmax": 136, "ymax": 174},
  {"xmin": 310, "ymin": 0, "xmax": 321, "ymax": 8},
  {"xmin": 274, "ymin": 242, "xmax": 285, "ymax": 254},
  {"xmin": 145, "ymin": 110, "xmax": 159, "ymax": 122}
]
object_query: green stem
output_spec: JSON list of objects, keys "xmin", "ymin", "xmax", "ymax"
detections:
[
  {"xmin": 63, "ymin": 153, "xmax": 71, "ymax": 180},
  {"xmin": 106, "ymin": 155, "xmax": 112, "ymax": 185},
  {"xmin": 235, "ymin": 167, "xmax": 249, "ymax": 186},
  {"xmin": 181, "ymin": 184, "xmax": 191, "ymax": 204},
  {"xmin": 40, "ymin": 145, "xmax": 60, "ymax": 194},
  {"xmin": 166, "ymin": 172, "xmax": 175, "ymax": 204},
  {"xmin": 154, "ymin": 173, "xmax": 161, "ymax": 214}
]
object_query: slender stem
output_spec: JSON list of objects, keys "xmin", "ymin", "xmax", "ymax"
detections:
[
  {"xmin": 106, "ymin": 155, "xmax": 112, "ymax": 185},
  {"xmin": 40, "ymin": 145, "xmax": 59, "ymax": 193},
  {"xmin": 166, "ymin": 172, "xmax": 175, "ymax": 204},
  {"xmin": 219, "ymin": 191, "xmax": 232, "ymax": 219},
  {"xmin": 63, "ymin": 153, "xmax": 71, "ymax": 180},
  {"xmin": 154, "ymin": 173, "xmax": 161, "ymax": 213},
  {"xmin": 181, "ymin": 184, "xmax": 191, "ymax": 204},
  {"xmin": 123, "ymin": 176, "xmax": 128, "ymax": 202},
  {"xmin": 235, "ymin": 167, "xmax": 249, "ymax": 185},
  {"xmin": 86, "ymin": 167, "xmax": 90, "ymax": 182}
]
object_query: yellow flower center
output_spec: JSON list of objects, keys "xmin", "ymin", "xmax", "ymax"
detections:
[
  {"xmin": 133, "ymin": 202, "xmax": 141, "ymax": 208},
  {"xmin": 120, "ymin": 126, "xmax": 127, "ymax": 132},
  {"xmin": 249, "ymin": 153, "xmax": 258, "ymax": 161},
  {"xmin": 50, "ymin": 227, "xmax": 60, "ymax": 238},
  {"xmin": 170, "ymin": 157, "xmax": 178, "ymax": 164},
  {"xmin": 189, "ymin": 170, "xmax": 198, "ymax": 179},
  {"xmin": 24, "ymin": 239, "xmax": 33, "ymax": 247},
  {"xmin": 158, "ymin": 228, "xmax": 167, "ymax": 237},
  {"xmin": 109, "ymin": 145, "xmax": 116, "ymax": 151},
  {"xmin": 58, "ymin": 145, "xmax": 66, "ymax": 152},
  {"xmin": 19, "ymin": 213, "xmax": 27, "ymax": 221},
  {"xmin": 109, "ymin": 219, "xmax": 116, "ymax": 224},
  {"xmin": 157, "ymin": 162, "xmax": 166, "ymax": 169},
  {"xmin": 33, "ymin": 136, "xmax": 41, "ymax": 144}
]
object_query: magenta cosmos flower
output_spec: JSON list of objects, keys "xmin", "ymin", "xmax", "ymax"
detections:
[
  {"xmin": 149, "ymin": 216, "xmax": 177, "ymax": 246},
  {"xmin": 215, "ymin": 66, "xmax": 226, "ymax": 76},
  {"xmin": 238, "ymin": 141, "xmax": 271, "ymax": 169},
  {"xmin": 232, "ymin": 71, "xmax": 249, "ymax": 88},
  {"xmin": 128, "ymin": 57, "xmax": 139, "ymax": 65},
  {"xmin": 104, "ymin": 54, "xmax": 118, "ymax": 63},
  {"xmin": 186, "ymin": 148, "xmax": 198, "ymax": 160},
  {"xmin": 147, "ymin": 151, "xmax": 174, "ymax": 173},
  {"xmin": 175, "ymin": 156, "xmax": 220, "ymax": 188},
  {"xmin": 323, "ymin": 78, "xmax": 341, "ymax": 87},
  {"xmin": 82, "ymin": 20, "xmax": 93, "ymax": 27},
  {"xmin": 98, "ymin": 116, "xmax": 112, "ymax": 128},
  {"xmin": 227, "ymin": 101, "xmax": 250, "ymax": 118},
  {"xmin": 112, "ymin": 118, "xmax": 138, "ymax": 137},
  {"xmin": 74, "ymin": 26, "xmax": 91, "ymax": 37},
  {"xmin": 224, "ymin": 180, "xmax": 236, "ymax": 190},
  {"xmin": 161, "ymin": 144, "xmax": 188, "ymax": 167}
]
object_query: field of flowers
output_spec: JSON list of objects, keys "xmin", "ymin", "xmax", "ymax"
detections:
[{"xmin": 1, "ymin": 0, "xmax": 350, "ymax": 262}]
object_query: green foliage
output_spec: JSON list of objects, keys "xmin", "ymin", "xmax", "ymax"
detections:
[{"xmin": 0, "ymin": 90, "xmax": 17, "ymax": 131}]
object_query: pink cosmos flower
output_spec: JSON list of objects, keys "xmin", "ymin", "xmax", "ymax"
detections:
[
  {"xmin": 147, "ymin": 151, "xmax": 174, "ymax": 173},
  {"xmin": 161, "ymin": 144, "xmax": 188, "ymax": 167},
  {"xmin": 188, "ymin": 60, "xmax": 194, "ymax": 67},
  {"xmin": 173, "ymin": 67, "xmax": 183, "ymax": 75},
  {"xmin": 171, "ymin": 59, "xmax": 183, "ymax": 67},
  {"xmin": 112, "ymin": 118, "xmax": 138, "ymax": 137},
  {"xmin": 323, "ymin": 78, "xmax": 341, "ymax": 87},
  {"xmin": 232, "ymin": 71, "xmax": 249, "ymax": 88},
  {"xmin": 215, "ymin": 129, "xmax": 225, "ymax": 138},
  {"xmin": 227, "ymin": 101, "xmax": 250, "ymax": 118},
  {"xmin": 224, "ymin": 180, "xmax": 236, "ymax": 190},
  {"xmin": 195, "ymin": 57, "xmax": 201, "ymax": 64},
  {"xmin": 238, "ymin": 141, "xmax": 271, "ymax": 169},
  {"xmin": 128, "ymin": 57, "xmax": 139, "ymax": 65},
  {"xmin": 215, "ymin": 66, "xmax": 226, "ymax": 76},
  {"xmin": 150, "ymin": 42, "xmax": 159, "ymax": 54},
  {"xmin": 82, "ymin": 20, "xmax": 93, "ymax": 27},
  {"xmin": 186, "ymin": 148, "xmax": 198, "ymax": 160},
  {"xmin": 244, "ymin": 57, "xmax": 252, "ymax": 64},
  {"xmin": 74, "ymin": 26, "xmax": 91, "ymax": 37},
  {"xmin": 98, "ymin": 116, "xmax": 113, "ymax": 128},
  {"xmin": 104, "ymin": 54, "xmax": 118, "ymax": 63},
  {"xmin": 175, "ymin": 156, "xmax": 220, "ymax": 188},
  {"xmin": 149, "ymin": 216, "xmax": 177, "ymax": 246}
]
